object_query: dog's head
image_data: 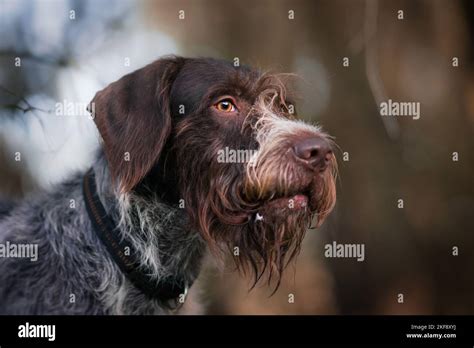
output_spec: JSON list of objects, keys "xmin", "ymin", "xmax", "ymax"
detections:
[{"xmin": 90, "ymin": 56, "xmax": 337, "ymax": 289}]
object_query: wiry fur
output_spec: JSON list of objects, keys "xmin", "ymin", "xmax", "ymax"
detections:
[
  {"xmin": 173, "ymin": 72, "xmax": 337, "ymax": 290},
  {"xmin": 245, "ymin": 89, "xmax": 337, "ymax": 225},
  {"xmin": 0, "ymin": 56, "xmax": 336, "ymax": 314},
  {"xmin": 0, "ymin": 152, "xmax": 205, "ymax": 314}
]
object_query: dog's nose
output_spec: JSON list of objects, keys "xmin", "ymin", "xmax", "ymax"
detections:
[{"xmin": 293, "ymin": 137, "xmax": 332, "ymax": 171}]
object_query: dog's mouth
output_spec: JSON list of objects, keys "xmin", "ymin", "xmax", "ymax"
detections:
[
  {"xmin": 250, "ymin": 183, "xmax": 317, "ymax": 223},
  {"xmin": 246, "ymin": 193, "xmax": 310, "ymax": 226},
  {"xmin": 262, "ymin": 191, "xmax": 310, "ymax": 210},
  {"xmin": 237, "ymin": 170, "xmax": 334, "ymax": 225}
]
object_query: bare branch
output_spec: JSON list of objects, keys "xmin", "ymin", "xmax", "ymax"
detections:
[{"xmin": 0, "ymin": 86, "xmax": 52, "ymax": 114}]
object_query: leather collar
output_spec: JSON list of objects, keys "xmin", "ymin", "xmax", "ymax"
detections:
[{"xmin": 83, "ymin": 169, "xmax": 188, "ymax": 305}]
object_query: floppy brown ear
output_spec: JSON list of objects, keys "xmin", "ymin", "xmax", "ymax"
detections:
[{"xmin": 89, "ymin": 57, "xmax": 185, "ymax": 192}]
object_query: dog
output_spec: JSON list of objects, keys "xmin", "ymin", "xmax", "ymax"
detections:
[{"xmin": 0, "ymin": 56, "xmax": 337, "ymax": 314}]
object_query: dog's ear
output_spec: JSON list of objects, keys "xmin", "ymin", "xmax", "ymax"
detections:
[{"xmin": 89, "ymin": 57, "xmax": 185, "ymax": 192}]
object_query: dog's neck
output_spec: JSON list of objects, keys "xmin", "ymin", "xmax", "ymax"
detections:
[{"xmin": 90, "ymin": 150, "xmax": 205, "ymax": 291}]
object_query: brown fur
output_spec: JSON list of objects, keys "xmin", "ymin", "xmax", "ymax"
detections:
[{"xmin": 90, "ymin": 56, "xmax": 337, "ymax": 292}]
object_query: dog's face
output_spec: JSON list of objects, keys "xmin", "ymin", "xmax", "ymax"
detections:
[{"xmin": 90, "ymin": 56, "xmax": 337, "ymax": 289}]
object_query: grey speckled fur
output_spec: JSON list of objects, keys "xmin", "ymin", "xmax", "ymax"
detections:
[{"xmin": 0, "ymin": 150, "xmax": 206, "ymax": 314}]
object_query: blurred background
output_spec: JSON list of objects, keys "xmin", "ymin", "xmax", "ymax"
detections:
[{"xmin": 0, "ymin": 0, "xmax": 473, "ymax": 314}]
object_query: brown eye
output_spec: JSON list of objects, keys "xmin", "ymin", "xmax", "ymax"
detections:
[{"xmin": 215, "ymin": 99, "xmax": 236, "ymax": 113}]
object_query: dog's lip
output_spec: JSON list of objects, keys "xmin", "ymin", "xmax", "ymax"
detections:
[{"xmin": 260, "ymin": 192, "xmax": 310, "ymax": 211}]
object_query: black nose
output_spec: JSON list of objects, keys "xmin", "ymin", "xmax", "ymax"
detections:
[{"xmin": 293, "ymin": 137, "xmax": 332, "ymax": 171}]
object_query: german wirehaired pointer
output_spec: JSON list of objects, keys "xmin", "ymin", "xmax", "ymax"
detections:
[{"xmin": 0, "ymin": 56, "xmax": 337, "ymax": 314}]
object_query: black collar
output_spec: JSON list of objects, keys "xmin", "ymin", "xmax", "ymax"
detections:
[{"xmin": 83, "ymin": 169, "xmax": 188, "ymax": 305}]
